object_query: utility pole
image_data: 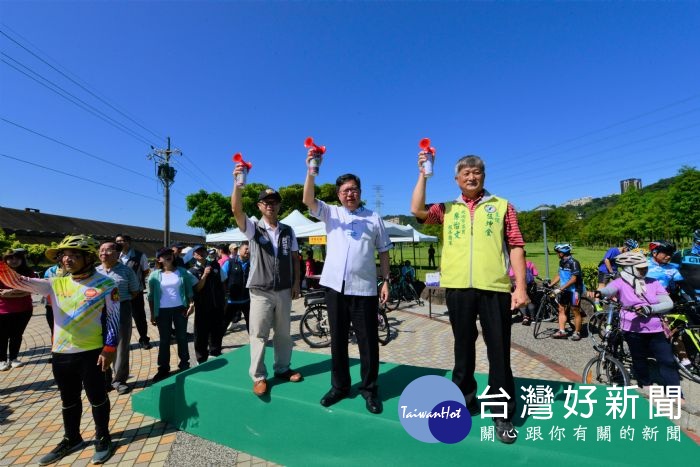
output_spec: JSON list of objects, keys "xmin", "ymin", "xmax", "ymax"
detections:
[
  {"xmin": 373, "ymin": 184, "xmax": 383, "ymax": 216},
  {"xmin": 148, "ymin": 137, "xmax": 181, "ymax": 247}
]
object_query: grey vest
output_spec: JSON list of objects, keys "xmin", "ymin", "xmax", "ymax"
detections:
[{"xmin": 247, "ymin": 219, "xmax": 295, "ymax": 291}]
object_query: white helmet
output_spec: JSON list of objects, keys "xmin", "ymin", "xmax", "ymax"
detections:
[{"xmin": 615, "ymin": 251, "xmax": 648, "ymax": 279}]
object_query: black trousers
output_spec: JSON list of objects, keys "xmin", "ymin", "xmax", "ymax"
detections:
[
  {"xmin": 131, "ymin": 292, "xmax": 149, "ymax": 343},
  {"xmin": 194, "ymin": 301, "xmax": 224, "ymax": 363},
  {"xmin": 224, "ymin": 301, "xmax": 250, "ymax": 333},
  {"xmin": 446, "ymin": 288, "xmax": 516, "ymax": 421},
  {"xmin": 325, "ymin": 288, "xmax": 379, "ymax": 397},
  {"xmin": 0, "ymin": 310, "xmax": 32, "ymax": 361},
  {"xmin": 52, "ymin": 349, "xmax": 110, "ymax": 441}
]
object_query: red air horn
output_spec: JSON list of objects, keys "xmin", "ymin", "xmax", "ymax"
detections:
[
  {"xmin": 232, "ymin": 153, "xmax": 252, "ymax": 186},
  {"xmin": 419, "ymin": 137, "xmax": 436, "ymax": 155},
  {"xmin": 304, "ymin": 137, "xmax": 326, "ymax": 177},
  {"xmin": 304, "ymin": 137, "xmax": 326, "ymax": 154},
  {"xmin": 418, "ymin": 138, "xmax": 436, "ymax": 178}
]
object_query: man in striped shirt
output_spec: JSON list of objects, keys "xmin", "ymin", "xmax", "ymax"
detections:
[{"xmin": 411, "ymin": 154, "xmax": 528, "ymax": 445}]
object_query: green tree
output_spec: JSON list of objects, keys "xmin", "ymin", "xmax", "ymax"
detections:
[
  {"xmin": 666, "ymin": 166, "xmax": 700, "ymax": 243},
  {"xmin": 0, "ymin": 229, "xmax": 16, "ymax": 253},
  {"xmin": 185, "ymin": 190, "xmax": 235, "ymax": 234}
]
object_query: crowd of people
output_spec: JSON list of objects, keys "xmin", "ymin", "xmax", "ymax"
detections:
[{"xmin": 1, "ymin": 145, "xmax": 698, "ymax": 462}]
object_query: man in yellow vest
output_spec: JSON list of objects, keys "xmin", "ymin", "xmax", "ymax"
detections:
[{"xmin": 411, "ymin": 154, "xmax": 528, "ymax": 444}]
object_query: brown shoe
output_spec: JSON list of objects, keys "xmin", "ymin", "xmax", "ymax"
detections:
[
  {"xmin": 274, "ymin": 369, "xmax": 303, "ymax": 382},
  {"xmin": 253, "ymin": 379, "xmax": 268, "ymax": 396}
]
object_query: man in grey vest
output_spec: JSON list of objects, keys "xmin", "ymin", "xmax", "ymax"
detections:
[{"xmin": 231, "ymin": 173, "xmax": 302, "ymax": 397}]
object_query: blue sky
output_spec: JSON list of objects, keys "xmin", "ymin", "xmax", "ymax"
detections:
[{"xmin": 1, "ymin": 1, "xmax": 699, "ymax": 236}]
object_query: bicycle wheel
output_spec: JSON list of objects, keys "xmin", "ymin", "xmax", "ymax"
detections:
[
  {"xmin": 587, "ymin": 312, "xmax": 608, "ymax": 347},
  {"xmin": 533, "ymin": 299, "xmax": 556, "ymax": 339},
  {"xmin": 579, "ymin": 297, "xmax": 595, "ymax": 318},
  {"xmin": 582, "ymin": 354, "xmax": 630, "ymax": 386},
  {"xmin": 672, "ymin": 330, "xmax": 700, "ymax": 383},
  {"xmin": 299, "ymin": 305, "xmax": 332, "ymax": 348},
  {"xmin": 385, "ymin": 283, "xmax": 401, "ymax": 311},
  {"xmin": 377, "ymin": 306, "xmax": 391, "ymax": 345}
]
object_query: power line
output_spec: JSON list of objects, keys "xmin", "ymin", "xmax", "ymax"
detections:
[
  {"xmin": 0, "ymin": 117, "xmax": 154, "ymax": 181},
  {"xmin": 516, "ymin": 93, "xmax": 700, "ymax": 158},
  {"xmin": 1, "ymin": 52, "xmax": 157, "ymax": 147},
  {"xmin": 0, "ymin": 151, "xmax": 191, "ymax": 214},
  {"xmin": 0, "ymin": 116, "xmax": 191, "ymax": 198},
  {"xmin": 0, "ymin": 25, "xmax": 167, "ymax": 144}
]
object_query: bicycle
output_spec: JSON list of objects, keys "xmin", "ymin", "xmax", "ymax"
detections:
[
  {"xmin": 665, "ymin": 299, "xmax": 700, "ymax": 383},
  {"xmin": 581, "ymin": 298, "xmax": 631, "ymax": 386},
  {"xmin": 532, "ymin": 284, "xmax": 595, "ymax": 339},
  {"xmin": 298, "ymin": 290, "xmax": 392, "ymax": 348}
]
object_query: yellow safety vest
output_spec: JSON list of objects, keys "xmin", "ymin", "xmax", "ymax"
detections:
[{"xmin": 440, "ymin": 196, "xmax": 511, "ymax": 292}]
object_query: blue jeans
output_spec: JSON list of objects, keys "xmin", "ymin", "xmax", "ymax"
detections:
[
  {"xmin": 156, "ymin": 306, "xmax": 190, "ymax": 373},
  {"xmin": 624, "ymin": 331, "xmax": 680, "ymax": 387}
]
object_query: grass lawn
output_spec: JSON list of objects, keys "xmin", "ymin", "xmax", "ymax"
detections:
[{"xmin": 376, "ymin": 241, "xmax": 610, "ymax": 282}]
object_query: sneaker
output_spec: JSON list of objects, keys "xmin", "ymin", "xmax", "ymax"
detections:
[
  {"xmin": 91, "ymin": 436, "xmax": 114, "ymax": 464},
  {"xmin": 681, "ymin": 358, "xmax": 693, "ymax": 370},
  {"xmin": 494, "ymin": 419, "xmax": 518, "ymax": 444},
  {"xmin": 552, "ymin": 330, "xmax": 568, "ymax": 339},
  {"xmin": 38, "ymin": 437, "xmax": 85, "ymax": 465},
  {"xmin": 10, "ymin": 359, "xmax": 23, "ymax": 368},
  {"xmin": 521, "ymin": 318, "xmax": 531, "ymax": 326},
  {"xmin": 570, "ymin": 332, "xmax": 581, "ymax": 341},
  {"xmin": 114, "ymin": 382, "xmax": 130, "ymax": 395},
  {"xmin": 0, "ymin": 361, "xmax": 10, "ymax": 371}
]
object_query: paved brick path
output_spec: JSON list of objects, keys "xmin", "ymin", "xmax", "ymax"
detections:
[{"xmin": 0, "ymin": 297, "xmax": 695, "ymax": 466}]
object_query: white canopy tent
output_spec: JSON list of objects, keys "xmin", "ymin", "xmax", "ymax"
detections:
[{"xmin": 205, "ymin": 213, "xmax": 437, "ymax": 264}]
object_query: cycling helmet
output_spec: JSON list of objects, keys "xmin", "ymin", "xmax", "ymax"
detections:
[
  {"xmin": 623, "ymin": 239, "xmax": 638, "ymax": 250},
  {"xmin": 46, "ymin": 235, "xmax": 100, "ymax": 262},
  {"xmin": 694, "ymin": 229, "xmax": 700, "ymax": 243},
  {"xmin": 614, "ymin": 251, "xmax": 647, "ymax": 267},
  {"xmin": 553, "ymin": 243, "xmax": 572, "ymax": 254},
  {"xmin": 649, "ymin": 240, "xmax": 676, "ymax": 256}
]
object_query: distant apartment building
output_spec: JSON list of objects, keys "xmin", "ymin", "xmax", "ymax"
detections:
[
  {"xmin": 560, "ymin": 196, "xmax": 593, "ymax": 207},
  {"xmin": 620, "ymin": 178, "xmax": 642, "ymax": 193},
  {"xmin": 384, "ymin": 216, "xmax": 401, "ymax": 224}
]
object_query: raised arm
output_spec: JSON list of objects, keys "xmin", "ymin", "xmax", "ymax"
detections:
[
  {"xmin": 411, "ymin": 152, "xmax": 430, "ymax": 221},
  {"xmin": 303, "ymin": 151, "xmax": 319, "ymax": 214},
  {"xmin": 0, "ymin": 262, "xmax": 52, "ymax": 296},
  {"xmin": 231, "ymin": 165, "xmax": 248, "ymax": 232}
]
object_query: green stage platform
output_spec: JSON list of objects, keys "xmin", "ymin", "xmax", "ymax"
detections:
[{"xmin": 132, "ymin": 346, "xmax": 699, "ymax": 465}]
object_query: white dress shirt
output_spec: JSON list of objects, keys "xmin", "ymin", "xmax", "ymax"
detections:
[{"xmin": 311, "ymin": 200, "xmax": 392, "ymax": 296}]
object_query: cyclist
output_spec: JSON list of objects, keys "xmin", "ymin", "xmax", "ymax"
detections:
[
  {"xmin": 596, "ymin": 251, "xmax": 678, "ymax": 390},
  {"xmin": 597, "ymin": 239, "xmax": 638, "ymax": 288},
  {"xmin": 508, "ymin": 250, "xmax": 538, "ymax": 326},
  {"xmin": 400, "ymin": 260, "xmax": 416, "ymax": 283},
  {"xmin": 0, "ymin": 235, "xmax": 119, "ymax": 464},
  {"xmin": 647, "ymin": 241, "xmax": 685, "ymax": 297},
  {"xmin": 550, "ymin": 243, "xmax": 584, "ymax": 341},
  {"xmin": 672, "ymin": 229, "xmax": 700, "ymax": 299}
]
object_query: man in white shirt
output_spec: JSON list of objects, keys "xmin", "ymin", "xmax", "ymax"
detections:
[{"xmin": 303, "ymin": 155, "xmax": 392, "ymax": 414}]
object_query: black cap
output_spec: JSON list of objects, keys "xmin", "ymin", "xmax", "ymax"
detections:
[
  {"xmin": 258, "ymin": 188, "xmax": 282, "ymax": 202},
  {"xmin": 191, "ymin": 244, "xmax": 207, "ymax": 253},
  {"xmin": 156, "ymin": 247, "xmax": 174, "ymax": 258}
]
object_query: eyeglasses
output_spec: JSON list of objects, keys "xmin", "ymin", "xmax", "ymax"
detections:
[
  {"xmin": 339, "ymin": 187, "xmax": 360, "ymax": 196},
  {"xmin": 259, "ymin": 200, "xmax": 280, "ymax": 207}
]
